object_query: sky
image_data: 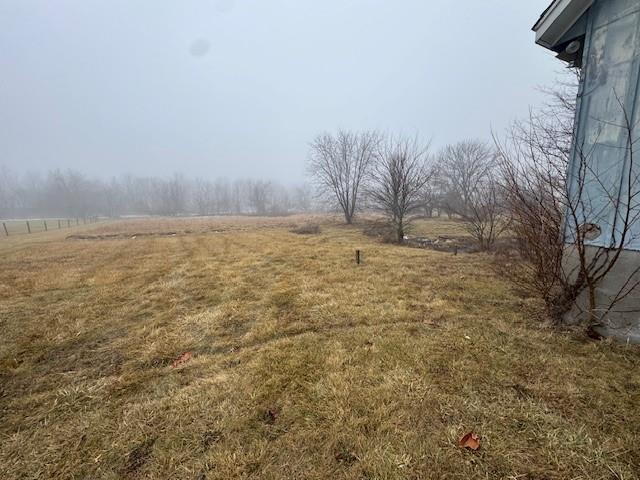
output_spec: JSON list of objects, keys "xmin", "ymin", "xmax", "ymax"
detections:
[{"xmin": 0, "ymin": 0, "xmax": 560, "ymax": 183}]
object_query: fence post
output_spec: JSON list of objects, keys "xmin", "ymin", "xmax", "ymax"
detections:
[
  {"xmin": 356, "ymin": 249, "xmax": 361, "ymax": 265},
  {"xmin": 76, "ymin": 218, "xmax": 79, "ymax": 226},
  {"xmin": 67, "ymin": 219, "xmax": 71, "ymax": 228},
  {"xmin": 43, "ymin": 220, "xmax": 47, "ymax": 231},
  {"xmin": 26, "ymin": 221, "xmax": 31, "ymax": 234},
  {"xmin": 2, "ymin": 222, "xmax": 8, "ymax": 236},
  {"xmin": 58, "ymin": 219, "xmax": 61, "ymax": 229}
]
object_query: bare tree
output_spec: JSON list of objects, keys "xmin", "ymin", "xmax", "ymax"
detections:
[
  {"xmin": 497, "ymin": 83, "xmax": 640, "ymax": 333},
  {"xmin": 308, "ymin": 130, "xmax": 379, "ymax": 224},
  {"xmin": 193, "ymin": 178, "xmax": 215, "ymax": 216},
  {"xmin": 368, "ymin": 135, "xmax": 433, "ymax": 242},
  {"xmin": 439, "ymin": 140, "xmax": 508, "ymax": 249},
  {"xmin": 214, "ymin": 178, "xmax": 232, "ymax": 214},
  {"xmin": 421, "ymin": 179, "xmax": 440, "ymax": 218},
  {"xmin": 292, "ymin": 183, "xmax": 313, "ymax": 212},
  {"xmin": 156, "ymin": 173, "xmax": 187, "ymax": 216},
  {"xmin": 494, "ymin": 77, "xmax": 577, "ymax": 319},
  {"xmin": 0, "ymin": 165, "xmax": 17, "ymax": 218},
  {"xmin": 496, "ymin": 128, "xmax": 569, "ymax": 320},
  {"xmin": 248, "ymin": 180, "xmax": 272, "ymax": 216}
]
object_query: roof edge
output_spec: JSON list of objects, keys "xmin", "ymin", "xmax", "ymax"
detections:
[{"xmin": 533, "ymin": 0, "xmax": 593, "ymax": 50}]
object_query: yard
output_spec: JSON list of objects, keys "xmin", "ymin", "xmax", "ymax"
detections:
[{"xmin": 0, "ymin": 216, "xmax": 638, "ymax": 479}]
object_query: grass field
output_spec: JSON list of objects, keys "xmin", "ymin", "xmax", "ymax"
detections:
[{"xmin": 1, "ymin": 216, "xmax": 639, "ymax": 479}]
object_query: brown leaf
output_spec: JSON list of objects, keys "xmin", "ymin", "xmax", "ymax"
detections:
[
  {"xmin": 458, "ymin": 432, "xmax": 480, "ymax": 450},
  {"xmin": 171, "ymin": 351, "xmax": 192, "ymax": 368}
]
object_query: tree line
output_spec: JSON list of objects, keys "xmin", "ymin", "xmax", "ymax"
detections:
[
  {"xmin": 0, "ymin": 168, "xmax": 314, "ymax": 219},
  {"xmin": 308, "ymin": 131, "xmax": 506, "ymax": 246}
]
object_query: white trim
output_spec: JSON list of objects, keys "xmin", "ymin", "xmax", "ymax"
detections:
[{"xmin": 534, "ymin": 0, "xmax": 593, "ymax": 49}]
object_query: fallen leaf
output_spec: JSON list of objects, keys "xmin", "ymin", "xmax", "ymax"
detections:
[
  {"xmin": 458, "ymin": 432, "xmax": 480, "ymax": 450},
  {"xmin": 171, "ymin": 352, "xmax": 192, "ymax": 368}
]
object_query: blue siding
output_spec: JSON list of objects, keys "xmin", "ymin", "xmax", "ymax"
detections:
[{"xmin": 568, "ymin": 0, "xmax": 640, "ymax": 249}]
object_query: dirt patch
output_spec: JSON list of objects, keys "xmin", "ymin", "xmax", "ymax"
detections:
[
  {"xmin": 121, "ymin": 437, "xmax": 156, "ymax": 476},
  {"xmin": 261, "ymin": 406, "xmax": 280, "ymax": 424},
  {"xmin": 404, "ymin": 235, "xmax": 478, "ymax": 253},
  {"xmin": 67, "ymin": 232, "xmax": 179, "ymax": 241},
  {"xmin": 202, "ymin": 430, "xmax": 222, "ymax": 449},
  {"xmin": 404, "ymin": 235, "xmax": 518, "ymax": 254}
]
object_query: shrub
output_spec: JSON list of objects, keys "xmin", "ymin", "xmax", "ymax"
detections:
[{"xmin": 290, "ymin": 224, "xmax": 321, "ymax": 235}]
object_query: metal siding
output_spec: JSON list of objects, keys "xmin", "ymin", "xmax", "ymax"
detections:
[{"xmin": 566, "ymin": 0, "xmax": 640, "ymax": 249}]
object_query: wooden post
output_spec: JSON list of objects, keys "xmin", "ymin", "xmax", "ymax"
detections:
[
  {"xmin": 43, "ymin": 220, "xmax": 47, "ymax": 231},
  {"xmin": 67, "ymin": 219, "xmax": 71, "ymax": 228},
  {"xmin": 453, "ymin": 245, "xmax": 458, "ymax": 256},
  {"xmin": 58, "ymin": 219, "xmax": 61, "ymax": 229},
  {"xmin": 2, "ymin": 222, "xmax": 8, "ymax": 236},
  {"xmin": 356, "ymin": 249, "xmax": 361, "ymax": 265},
  {"xmin": 26, "ymin": 220, "xmax": 31, "ymax": 234}
]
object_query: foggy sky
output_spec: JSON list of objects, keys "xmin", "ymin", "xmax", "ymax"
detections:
[{"xmin": 0, "ymin": 0, "xmax": 560, "ymax": 182}]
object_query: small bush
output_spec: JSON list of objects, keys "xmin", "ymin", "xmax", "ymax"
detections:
[
  {"xmin": 362, "ymin": 221, "xmax": 396, "ymax": 243},
  {"xmin": 290, "ymin": 224, "xmax": 321, "ymax": 235}
]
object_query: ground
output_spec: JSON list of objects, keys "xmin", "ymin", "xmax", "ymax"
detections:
[{"xmin": 0, "ymin": 216, "xmax": 639, "ymax": 480}]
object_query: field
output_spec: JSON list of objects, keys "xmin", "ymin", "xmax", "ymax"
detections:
[{"xmin": 1, "ymin": 216, "xmax": 639, "ymax": 479}]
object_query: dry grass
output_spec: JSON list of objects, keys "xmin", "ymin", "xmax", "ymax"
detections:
[
  {"xmin": 0, "ymin": 215, "xmax": 639, "ymax": 479},
  {"xmin": 83, "ymin": 214, "xmax": 334, "ymax": 237},
  {"xmin": 289, "ymin": 224, "xmax": 321, "ymax": 235},
  {"xmin": 410, "ymin": 217, "xmax": 470, "ymax": 237}
]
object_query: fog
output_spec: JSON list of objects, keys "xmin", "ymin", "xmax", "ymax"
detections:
[{"xmin": 1, "ymin": 0, "xmax": 559, "ymax": 183}]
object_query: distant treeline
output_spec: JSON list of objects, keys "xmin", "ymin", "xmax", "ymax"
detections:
[{"xmin": 0, "ymin": 166, "xmax": 315, "ymax": 219}]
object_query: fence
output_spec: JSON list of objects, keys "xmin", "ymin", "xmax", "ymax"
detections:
[{"xmin": 1, "ymin": 217, "xmax": 100, "ymax": 237}]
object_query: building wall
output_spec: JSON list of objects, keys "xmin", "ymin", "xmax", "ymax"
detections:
[
  {"xmin": 563, "ymin": 246, "xmax": 640, "ymax": 342},
  {"xmin": 560, "ymin": 0, "xmax": 640, "ymax": 342},
  {"xmin": 568, "ymin": 0, "xmax": 640, "ymax": 249}
]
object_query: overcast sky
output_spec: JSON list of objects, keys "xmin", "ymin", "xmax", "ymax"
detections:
[{"xmin": 0, "ymin": 0, "xmax": 560, "ymax": 182}]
